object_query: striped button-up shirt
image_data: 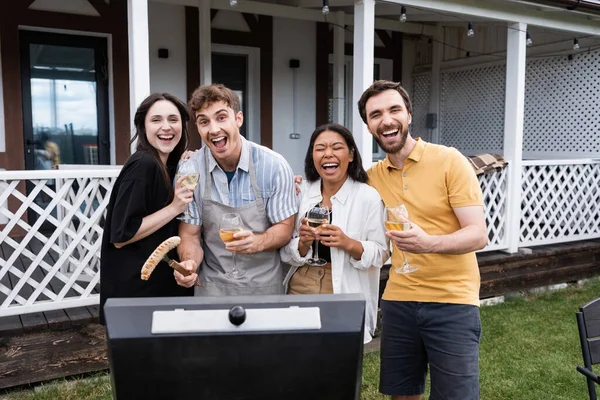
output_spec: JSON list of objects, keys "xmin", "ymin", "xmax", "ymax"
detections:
[{"xmin": 179, "ymin": 136, "xmax": 298, "ymax": 226}]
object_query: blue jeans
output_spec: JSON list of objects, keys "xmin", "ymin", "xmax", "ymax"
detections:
[{"xmin": 379, "ymin": 300, "xmax": 482, "ymax": 399}]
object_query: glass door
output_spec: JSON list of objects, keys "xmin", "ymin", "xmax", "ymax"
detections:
[{"xmin": 20, "ymin": 31, "xmax": 109, "ymax": 230}]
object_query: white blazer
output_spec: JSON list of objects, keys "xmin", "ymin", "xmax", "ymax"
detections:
[{"xmin": 280, "ymin": 177, "xmax": 390, "ymax": 343}]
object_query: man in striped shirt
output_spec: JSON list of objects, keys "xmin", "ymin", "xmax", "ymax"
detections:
[{"xmin": 174, "ymin": 84, "xmax": 298, "ymax": 295}]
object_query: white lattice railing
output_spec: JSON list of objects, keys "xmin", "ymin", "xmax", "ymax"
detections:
[
  {"xmin": 1, "ymin": 160, "xmax": 598, "ymax": 316},
  {"xmin": 0, "ymin": 169, "xmax": 119, "ymax": 317},
  {"xmin": 479, "ymin": 168, "xmax": 508, "ymax": 251},
  {"xmin": 520, "ymin": 159, "xmax": 600, "ymax": 247}
]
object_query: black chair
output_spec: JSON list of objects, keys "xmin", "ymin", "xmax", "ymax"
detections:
[{"xmin": 576, "ymin": 297, "xmax": 600, "ymax": 400}]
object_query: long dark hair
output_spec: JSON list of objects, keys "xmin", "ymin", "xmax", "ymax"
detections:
[
  {"xmin": 130, "ymin": 93, "xmax": 190, "ymax": 198},
  {"xmin": 304, "ymin": 123, "xmax": 368, "ymax": 183}
]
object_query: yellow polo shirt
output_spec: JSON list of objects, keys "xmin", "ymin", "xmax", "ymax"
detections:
[{"xmin": 367, "ymin": 139, "xmax": 483, "ymax": 306}]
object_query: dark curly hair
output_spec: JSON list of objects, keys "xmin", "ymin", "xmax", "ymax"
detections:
[{"xmin": 304, "ymin": 123, "xmax": 368, "ymax": 183}]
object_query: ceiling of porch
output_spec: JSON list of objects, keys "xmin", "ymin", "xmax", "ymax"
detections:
[{"xmin": 254, "ymin": 0, "xmax": 600, "ymax": 24}]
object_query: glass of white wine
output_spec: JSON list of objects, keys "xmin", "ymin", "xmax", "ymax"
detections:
[
  {"xmin": 219, "ymin": 212, "xmax": 246, "ymax": 279},
  {"xmin": 306, "ymin": 205, "xmax": 330, "ymax": 267},
  {"xmin": 385, "ymin": 204, "xmax": 419, "ymax": 274},
  {"xmin": 176, "ymin": 159, "xmax": 200, "ymax": 221}
]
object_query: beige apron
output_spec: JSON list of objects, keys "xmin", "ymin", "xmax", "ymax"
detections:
[{"xmin": 195, "ymin": 146, "xmax": 284, "ymax": 296}]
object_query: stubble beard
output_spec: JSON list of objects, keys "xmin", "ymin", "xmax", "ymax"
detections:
[{"xmin": 374, "ymin": 123, "xmax": 409, "ymax": 155}]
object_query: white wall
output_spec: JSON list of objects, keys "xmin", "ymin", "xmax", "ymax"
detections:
[
  {"xmin": 148, "ymin": 2, "xmax": 187, "ymax": 102},
  {"xmin": 272, "ymin": 18, "xmax": 316, "ymax": 175}
]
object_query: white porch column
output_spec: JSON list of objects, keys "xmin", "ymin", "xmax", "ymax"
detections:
[
  {"xmin": 332, "ymin": 10, "xmax": 345, "ymax": 124},
  {"xmin": 199, "ymin": 0, "xmax": 212, "ymax": 85},
  {"xmin": 352, "ymin": 0, "xmax": 375, "ymax": 169},
  {"xmin": 503, "ymin": 22, "xmax": 527, "ymax": 253},
  {"xmin": 128, "ymin": 0, "xmax": 151, "ymax": 150},
  {"xmin": 428, "ymin": 24, "xmax": 443, "ymax": 144},
  {"xmin": 401, "ymin": 37, "xmax": 415, "ymax": 97}
]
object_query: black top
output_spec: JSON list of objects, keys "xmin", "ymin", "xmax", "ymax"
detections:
[
  {"xmin": 313, "ymin": 210, "xmax": 332, "ymax": 263},
  {"xmin": 99, "ymin": 151, "xmax": 191, "ymax": 324}
]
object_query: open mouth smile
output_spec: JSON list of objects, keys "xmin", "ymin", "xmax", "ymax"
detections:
[
  {"xmin": 381, "ymin": 129, "xmax": 399, "ymax": 138},
  {"xmin": 321, "ymin": 162, "xmax": 339, "ymax": 173},
  {"xmin": 157, "ymin": 134, "xmax": 175, "ymax": 142},
  {"xmin": 211, "ymin": 136, "xmax": 228, "ymax": 149}
]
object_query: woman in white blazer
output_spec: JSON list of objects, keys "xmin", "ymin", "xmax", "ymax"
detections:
[{"xmin": 280, "ymin": 123, "xmax": 389, "ymax": 344}]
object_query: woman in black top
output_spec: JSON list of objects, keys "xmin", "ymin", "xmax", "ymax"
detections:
[{"xmin": 100, "ymin": 93, "xmax": 194, "ymax": 324}]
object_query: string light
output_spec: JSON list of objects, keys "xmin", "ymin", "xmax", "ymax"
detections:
[
  {"xmin": 526, "ymin": 32, "xmax": 533, "ymax": 47},
  {"xmin": 229, "ymin": 0, "xmax": 238, "ymax": 7},
  {"xmin": 327, "ymin": 2, "xmax": 600, "ymax": 61},
  {"xmin": 375, "ymin": 0, "xmax": 600, "ymax": 60},
  {"xmin": 399, "ymin": 5, "xmax": 407, "ymax": 22},
  {"xmin": 322, "ymin": 0, "xmax": 329, "ymax": 16}
]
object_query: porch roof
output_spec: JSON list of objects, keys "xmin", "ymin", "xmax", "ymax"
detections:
[{"xmin": 151, "ymin": 0, "xmax": 600, "ymax": 36}]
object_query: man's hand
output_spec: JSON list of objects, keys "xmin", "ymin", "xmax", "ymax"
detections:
[
  {"xmin": 180, "ymin": 149, "xmax": 199, "ymax": 161},
  {"xmin": 386, "ymin": 221, "xmax": 438, "ymax": 254},
  {"xmin": 225, "ymin": 230, "xmax": 265, "ymax": 255},
  {"xmin": 173, "ymin": 259, "xmax": 199, "ymax": 288}
]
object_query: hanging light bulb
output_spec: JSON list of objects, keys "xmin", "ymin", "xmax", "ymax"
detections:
[
  {"xmin": 322, "ymin": 0, "xmax": 329, "ymax": 16},
  {"xmin": 399, "ymin": 6, "xmax": 407, "ymax": 23},
  {"xmin": 229, "ymin": 0, "xmax": 238, "ymax": 7},
  {"xmin": 573, "ymin": 38, "xmax": 580, "ymax": 50},
  {"xmin": 467, "ymin": 22, "xmax": 475, "ymax": 37},
  {"xmin": 526, "ymin": 32, "xmax": 533, "ymax": 47}
]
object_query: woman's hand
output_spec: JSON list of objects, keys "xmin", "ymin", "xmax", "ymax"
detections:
[
  {"xmin": 317, "ymin": 224, "xmax": 350, "ymax": 250},
  {"xmin": 319, "ymin": 224, "xmax": 364, "ymax": 260},
  {"xmin": 171, "ymin": 176, "xmax": 194, "ymax": 214},
  {"xmin": 297, "ymin": 218, "xmax": 316, "ymax": 256}
]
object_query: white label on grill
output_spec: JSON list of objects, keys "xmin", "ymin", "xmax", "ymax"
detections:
[{"xmin": 151, "ymin": 306, "xmax": 322, "ymax": 334}]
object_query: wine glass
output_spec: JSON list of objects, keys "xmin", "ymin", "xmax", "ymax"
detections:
[
  {"xmin": 306, "ymin": 205, "xmax": 330, "ymax": 267},
  {"xmin": 384, "ymin": 204, "xmax": 419, "ymax": 274},
  {"xmin": 219, "ymin": 212, "xmax": 246, "ymax": 279},
  {"xmin": 176, "ymin": 159, "xmax": 200, "ymax": 221}
]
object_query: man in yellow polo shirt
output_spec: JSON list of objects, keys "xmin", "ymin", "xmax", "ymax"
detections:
[{"xmin": 358, "ymin": 80, "xmax": 488, "ymax": 400}]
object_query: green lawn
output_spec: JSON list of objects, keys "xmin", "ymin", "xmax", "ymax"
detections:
[{"xmin": 2, "ymin": 278, "xmax": 599, "ymax": 400}]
